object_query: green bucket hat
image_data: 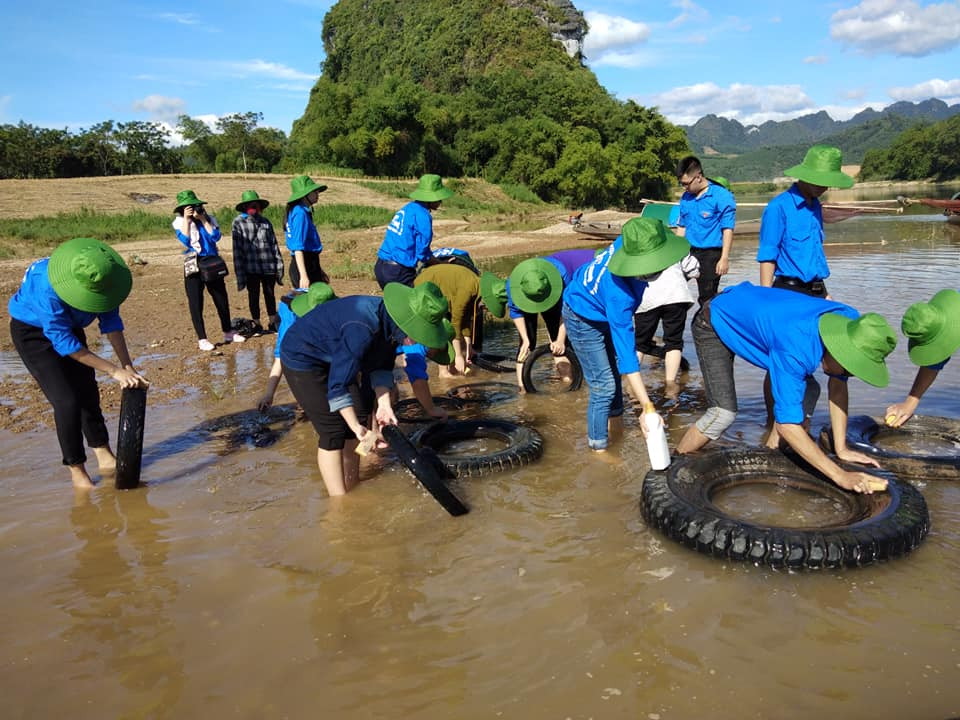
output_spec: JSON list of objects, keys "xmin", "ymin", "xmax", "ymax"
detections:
[
  {"xmin": 383, "ymin": 281, "xmax": 450, "ymax": 349},
  {"xmin": 236, "ymin": 189, "xmax": 270, "ymax": 213},
  {"xmin": 508, "ymin": 258, "xmax": 563, "ymax": 314},
  {"xmin": 901, "ymin": 289, "xmax": 960, "ymax": 366},
  {"xmin": 291, "ymin": 282, "xmax": 337, "ymax": 317},
  {"xmin": 409, "ymin": 174, "xmax": 454, "ymax": 202},
  {"xmin": 818, "ymin": 312, "xmax": 897, "ymax": 388},
  {"xmin": 47, "ymin": 238, "xmax": 133, "ymax": 313},
  {"xmin": 426, "ymin": 319, "xmax": 457, "ymax": 365},
  {"xmin": 287, "ymin": 175, "xmax": 327, "ymax": 203},
  {"xmin": 607, "ymin": 217, "xmax": 690, "ymax": 277},
  {"xmin": 174, "ymin": 189, "xmax": 205, "ymax": 212},
  {"xmin": 783, "ymin": 145, "xmax": 854, "ymax": 189},
  {"xmin": 479, "ymin": 271, "xmax": 508, "ymax": 319},
  {"xmin": 712, "ymin": 176, "xmax": 731, "ymax": 191}
]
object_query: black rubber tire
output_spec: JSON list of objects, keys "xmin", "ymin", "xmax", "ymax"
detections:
[
  {"xmin": 446, "ymin": 382, "xmax": 519, "ymax": 405},
  {"xmin": 640, "ymin": 448, "xmax": 929, "ymax": 569},
  {"xmin": 520, "ymin": 345, "xmax": 584, "ymax": 393},
  {"xmin": 643, "ymin": 343, "xmax": 691, "ymax": 372},
  {"xmin": 382, "ymin": 425, "xmax": 469, "ymax": 516},
  {"xmin": 472, "ymin": 352, "xmax": 514, "ymax": 373},
  {"xmin": 394, "ymin": 396, "xmax": 465, "ymax": 423},
  {"xmin": 115, "ymin": 387, "xmax": 148, "ymax": 489},
  {"xmin": 412, "ymin": 419, "xmax": 544, "ymax": 478},
  {"xmin": 819, "ymin": 415, "xmax": 960, "ymax": 481},
  {"xmin": 201, "ymin": 403, "xmax": 300, "ymax": 452}
]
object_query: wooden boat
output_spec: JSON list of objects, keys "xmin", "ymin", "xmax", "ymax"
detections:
[{"xmin": 571, "ymin": 213, "xmax": 760, "ymax": 239}]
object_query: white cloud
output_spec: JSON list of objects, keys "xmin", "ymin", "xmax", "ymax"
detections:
[
  {"xmin": 803, "ymin": 55, "xmax": 828, "ymax": 64},
  {"xmin": 644, "ymin": 82, "xmax": 816, "ymax": 125},
  {"xmin": 156, "ymin": 12, "xmax": 201, "ymax": 26},
  {"xmin": 583, "ymin": 11, "xmax": 650, "ymax": 56},
  {"xmin": 223, "ymin": 59, "xmax": 318, "ymax": 82},
  {"xmin": 830, "ymin": 0, "xmax": 960, "ymax": 57},
  {"xmin": 131, "ymin": 95, "xmax": 186, "ymax": 123},
  {"xmin": 888, "ymin": 77, "xmax": 960, "ymax": 102},
  {"xmin": 669, "ymin": 0, "xmax": 709, "ymax": 27}
]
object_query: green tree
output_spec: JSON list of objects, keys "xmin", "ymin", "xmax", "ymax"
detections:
[{"xmin": 216, "ymin": 111, "xmax": 263, "ymax": 172}]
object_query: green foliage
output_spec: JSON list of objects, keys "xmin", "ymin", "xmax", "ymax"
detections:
[
  {"xmin": 311, "ymin": 204, "xmax": 395, "ymax": 229},
  {"xmin": 498, "ymin": 182, "xmax": 543, "ymax": 204},
  {"xmin": 0, "ymin": 208, "xmax": 170, "ymax": 249},
  {"xmin": 177, "ymin": 114, "xmax": 287, "ymax": 174},
  {"xmin": 287, "ymin": 0, "xmax": 688, "ymax": 209},
  {"xmin": 859, "ymin": 115, "xmax": 960, "ymax": 181}
]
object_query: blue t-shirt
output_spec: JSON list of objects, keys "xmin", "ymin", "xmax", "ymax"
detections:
[
  {"xmin": 285, "ymin": 203, "xmax": 322, "ymax": 253},
  {"xmin": 8, "ymin": 258, "xmax": 124, "ymax": 356},
  {"xmin": 378, "ymin": 201, "xmax": 434, "ymax": 268},
  {"xmin": 174, "ymin": 215, "xmax": 222, "ymax": 257},
  {"xmin": 561, "ymin": 238, "xmax": 648, "ymax": 375},
  {"xmin": 677, "ymin": 183, "xmax": 736, "ymax": 249},
  {"xmin": 756, "ymin": 184, "xmax": 828, "ymax": 282},
  {"xmin": 280, "ymin": 296, "xmax": 401, "ymax": 412},
  {"xmin": 272, "ymin": 294, "xmax": 302, "ymax": 359},
  {"xmin": 710, "ymin": 282, "xmax": 858, "ymax": 424}
]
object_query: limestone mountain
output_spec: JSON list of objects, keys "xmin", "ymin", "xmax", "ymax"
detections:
[{"xmin": 286, "ymin": 0, "xmax": 688, "ymax": 210}]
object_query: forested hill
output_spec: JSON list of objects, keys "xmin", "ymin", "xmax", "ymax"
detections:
[{"xmin": 286, "ymin": 0, "xmax": 688, "ymax": 210}]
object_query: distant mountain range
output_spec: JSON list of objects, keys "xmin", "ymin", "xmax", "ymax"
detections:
[
  {"xmin": 683, "ymin": 98, "xmax": 960, "ymax": 156},
  {"xmin": 681, "ymin": 98, "xmax": 960, "ymax": 181}
]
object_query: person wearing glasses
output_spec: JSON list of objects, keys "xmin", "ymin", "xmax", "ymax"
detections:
[{"xmin": 674, "ymin": 155, "xmax": 736, "ymax": 305}]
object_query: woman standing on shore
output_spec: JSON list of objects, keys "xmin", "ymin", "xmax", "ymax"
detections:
[
  {"xmin": 8, "ymin": 238, "xmax": 149, "ymax": 490},
  {"xmin": 173, "ymin": 190, "xmax": 244, "ymax": 351},
  {"xmin": 284, "ymin": 175, "xmax": 329, "ymax": 289},
  {"xmin": 232, "ymin": 190, "xmax": 283, "ymax": 332}
]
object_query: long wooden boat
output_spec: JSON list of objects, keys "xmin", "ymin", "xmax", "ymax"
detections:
[{"xmin": 571, "ymin": 213, "xmax": 760, "ymax": 240}]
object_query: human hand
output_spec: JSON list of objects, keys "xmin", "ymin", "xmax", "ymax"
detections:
[
  {"xmin": 549, "ymin": 339, "xmax": 565, "ymax": 356},
  {"xmin": 375, "ymin": 405, "xmax": 398, "ymax": 429},
  {"xmin": 715, "ymin": 257, "xmax": 729, "ymax": 276},
  {"xmin": 427, "ymin": 406, "xmax": 449, "ymax": 421},
  {"xmin": 834, "ymin": 470, "xmax": 887, "ymax": 494},
  {"xmin": 113, "ymin": 367, "xmax": 148, "ymax": 389},
  {"xmin": 885, "ymin": 401, "xmax": 916, "ymax": 428},
  {"xmin": 256, "ymin": 394, "xmax": 274, "ymax": 413},
  {"xmin": 454, "ymin": 355, "xmax": 468, "ymax": 374},
  {"xmin": 517, "ymin": 341, "xmax": 531, "ymax": 363}
]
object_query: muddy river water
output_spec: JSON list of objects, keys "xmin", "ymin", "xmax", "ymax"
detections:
[{"xmin": 2, "ymin": 205, "xmax": 959, "ymax": 719}]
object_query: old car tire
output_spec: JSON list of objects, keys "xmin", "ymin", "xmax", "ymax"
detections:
[
  {"xmin": 472, "ymin": 352, "xmax": 514, "ymax": 373},
  {"xmin": 115, "ymin": 387, "xmax": 148, "ymax": 489},
  {"xmin": 640, "ymin": 448, "xmax": 929, "ymax": 569},
  {"xmin": 412, "ymin": 419, "xmax": 544, "ymax": 478},
  {"xmin": 394, "ymin": 396, "xmax": 464, "ymax": 423},
  {"xmin": 520, "ymin": 344, "xmax": 584, "ymax": 393}
]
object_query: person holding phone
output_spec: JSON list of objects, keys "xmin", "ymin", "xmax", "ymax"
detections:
[{"xmin": 173, "ymin": 190, "xmax": 244, "ymax": 351}]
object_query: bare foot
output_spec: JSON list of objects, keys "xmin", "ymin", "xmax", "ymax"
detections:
[
  {"xmin": 591, "ymin": 447, "xmax": 622, "ymax": 465},
  {"xmin": 92, "ymin": 446, "xmax": 117, "ymax": 474},
  {"xmin": 68, "ymin": 464, "xmax": 95, "ymax": 490}
]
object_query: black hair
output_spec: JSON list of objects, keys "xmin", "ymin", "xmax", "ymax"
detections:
[{"xmin": 676, "ymin": 155, "xmax": 702, "ymax": 179}]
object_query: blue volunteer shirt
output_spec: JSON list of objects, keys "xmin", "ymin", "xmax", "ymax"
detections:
[
  {"xmin": 284, "ymin": 203, "xmax": 322, "ymax": 253},
  {"xmin": 8, "ymin": 258, "xmax": 124, "ymax": 356},
  {"xmin": 272, "ymin": 293, "xmax": 303, "ymax": 358},
  {"xmin": 561, "ymin": 238, "xmax": 648, "ymax": 375},
  {"xmin": 280, "ymin": 296, "xmax": 402, "ymax": 412},
  {"xmin": 677, "ymin": 183, "xmax": 736, "ymax": 249},
  {"xmin": 756, "ymin": 184, "xmax": 828, "ymax": 282},
  {"xmin": 378, "ymin": 201, "xmax": 434, "ymax": 268},
  {"xmin": 174, "ymin": 215, "xmax": 221, "ymax": 256},
  {"xmin": 710, "ymin": 282, "xmax": 858, "ymax": 424}
]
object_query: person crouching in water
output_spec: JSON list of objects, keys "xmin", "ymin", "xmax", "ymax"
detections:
[
  {"xmin": 279, "ymin": 282, "xmax": 453, "ymax": 496},
  {"xmin": 676, "ymin": 282, "xmax": 897, "ymax": 494},
  {"xmin": 562, "ymin": 217, "xmax": 690, "ymax": 453},
  {"xmin": 8, "ymin": 238, "xmax": 149, "ymax": 490}
]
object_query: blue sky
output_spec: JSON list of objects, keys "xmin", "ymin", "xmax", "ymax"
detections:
[{"xmin": 3, "ymin": 0, "xmax": 960, "ymax": 137}]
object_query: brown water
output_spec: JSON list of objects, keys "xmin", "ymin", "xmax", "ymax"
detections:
[{"xmin": 3, "ymin": 208, "xmax": 960, "ymax": 719}]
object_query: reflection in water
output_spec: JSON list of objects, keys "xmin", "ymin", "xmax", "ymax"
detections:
[
  {"xmin": 2, "ymin": 212, "xmax": 960, "ymax": 719},
  {"xmin": 57, "ymin": 490, "xmax": 183, "ymax": 715}
]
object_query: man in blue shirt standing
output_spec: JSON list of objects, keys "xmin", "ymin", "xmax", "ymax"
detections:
[
  {"xmin": 675, "ymin": 156, "xmax": 736, "ymax": 305},
  {"xmin": 676, "ymin": 282, "xmax": 897, "ymax": 494},
  {"xmin": 757, "ymin": 145, "xmax": 854, "ymax": 298},
  {"xmin": 375, "ymin": 174, "xmax": 454, "ymax": 289}
]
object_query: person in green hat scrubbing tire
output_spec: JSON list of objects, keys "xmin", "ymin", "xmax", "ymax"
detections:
[
  {"xmin": 676, "ymin": 281, "xmax": 897, "ymax": 494},
  {"xmin": 8, "ymin": 238, "xmax": 149, "ymax": 490},
  {"xmin": 232, "ymin": 190, "xmax": 284, "ymax": 333},
  {"xmin": 279, "ymin": 282, "xmax": 454, "ymax": 497},
  {"xmin": 885, "ymin": 289, "xmax": 960, "ymax": 427},
  {"xmin": 375, "ymin": 174, "xmax": 454, "ymax": 289},
  {"xmin": 283, "ymin": 175, "xmax": 329, "ymax": 290},
  {"xmin": 562, "ymin": 217, "xmax": 690, "ymax": 453}
]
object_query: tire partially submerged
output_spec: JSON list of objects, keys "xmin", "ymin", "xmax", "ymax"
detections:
[
  {"xmin": 116, "ymin": 387, "xmax": 148, "ymax": 489},
  {"xmin": 820, "ymin": 415, "xmax": 960, "ymax": 480},
  {"xmin": 447, "ymin": 382, "xmax": 519, "ymax": 405},
  {"xmin": 640, "ymin": 448, "xmax": 929, "ymax": 569},
  {"xmin": 394, "ymin": 396, "xmax": 464, "ymax": 423},
  {"xmin": 412, "ymin": 419, "xmax": 544, "ymax": 478},
  {"xmin": 472, "ymin": 352, "xmax": 514, "ymax": 374},
  {"xmin": 520, "ymin": 345, "xmax": 584, "ymax": 393}
]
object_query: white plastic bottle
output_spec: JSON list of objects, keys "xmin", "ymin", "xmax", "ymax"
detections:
[{"xmin": 643, "ymin": 401, "xmax": 671, "ymax": 470}]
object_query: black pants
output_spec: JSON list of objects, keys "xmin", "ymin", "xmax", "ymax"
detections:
[
  {"xmin": 10, "ymin": 319, "xmax": 109, "ymax": 466},
  {"xmin": 244, "ymin": 273, "xmax": 277, "ymax": 321},
  {"xmin": 690, "ymin": 246, "xmax": 723, "ymax": 305},
  {"xmin": 374, "ymin": 258, "xmax": 416, "ymax": 289},
  {"xmin": 184, "ymin": 273, "xmax": 232, "ymax": 339},
  {"xmin": 283, "ymin": 364, "xmax": 372, "ymax": 451},
  {"xmin": 289, "ymin": 251, "xmax": 329, "ymax": 288},
  {"xmin": 516, "ymin": 303, "xmax": 563, "ymax": 360},
  {"xmin": 634, "ymin": 302, "xmax": 692, "ymax": 353},
  {"xmin": 772, "ymin": 276, "xmax": 828, "ymax": 298}
]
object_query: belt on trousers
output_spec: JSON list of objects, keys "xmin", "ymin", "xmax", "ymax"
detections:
[{"xmin": 776, "ymin": 276, "xmax": 824, "ymax": 292}]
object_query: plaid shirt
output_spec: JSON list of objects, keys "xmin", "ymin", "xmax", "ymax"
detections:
[{"xmin": 231, "ymin": 213, "xmax": 284, "ymax": 291}]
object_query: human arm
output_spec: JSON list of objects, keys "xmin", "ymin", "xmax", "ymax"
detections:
[
  {"xmin": 756, "ymin": 203, "xmax": 783, "ymax": 286},
  {"xmin": 623, "ymin": 370, "xmax": 655, "ymax": 437},
  {"xmin": 257, "ymin": 358, "xmax": 284, "ymax": 412},
  {"xmin": 550, "ymin": 321, "xmax": 567, "ymax": 356},
  {"xmin": 72, "ymin": 330, "xmax": 148, "ymax": 389},
  {"xmin": 759, "ymin": 261, "xmax": 776, "ymax": 287},
  {"xmin": 411, "ymin": 378, "xmax": 448, "ymax": 420},
  {"xmin": 776, "ymin": 423, "xmax": 886, "ymax": 493},
  {"xmin": 513, "ymin": 316, "xmax": 532, "ymax": 362},
  {"xmin": 885, "ymin": 366, "xmax": 940, "ymax": 427},
  {"xmin": 294, "ymin": 251, "xmax": 310, "ymax": 290},
  {"xmin": 827, "ymin": 375, "xmax": 880, "ymax": 467},
  {"xmin": 716, "ymin": 227, "xmax": 733, "ymax": 277}
]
